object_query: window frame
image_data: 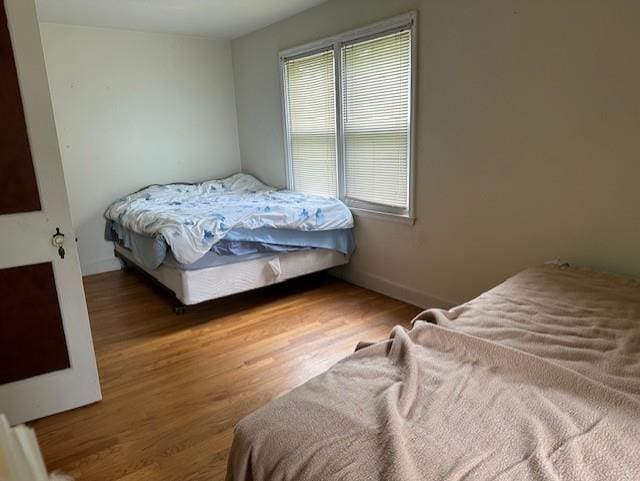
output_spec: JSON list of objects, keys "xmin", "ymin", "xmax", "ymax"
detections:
[{"xmin": 279, "ymin": 12, "xmax": 417, "ymax": 222}]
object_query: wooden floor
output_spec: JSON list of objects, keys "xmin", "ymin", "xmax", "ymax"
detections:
[{"xmin": 31, "ymin": 270, "xmax": 420, "ymax": 481}]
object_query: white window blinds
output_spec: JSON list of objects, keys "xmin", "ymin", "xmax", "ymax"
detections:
[
  {"xmin": 284, "ymin": 50, "xmax": 337, "ymax": 197},
  {"xmin": 281, "ymin": 14, "xmax": 415, "ymax": 217},
  {"xmin": 341, "ymin": 30, "xmax": 412, "ymax": 209}
]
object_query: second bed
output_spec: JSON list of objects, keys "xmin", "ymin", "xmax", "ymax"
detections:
[{"xmin": 104, "ymin": 173, "xmax": 355, "ymax": 307}]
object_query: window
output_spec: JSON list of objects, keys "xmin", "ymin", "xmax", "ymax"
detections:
[
  {"xmin": 281, "ymin": 13, "xmax": 415, "ymax": 219},
  {"xmin": 283, "ymin": 50, "xmax": 337, "ymax": 197}
]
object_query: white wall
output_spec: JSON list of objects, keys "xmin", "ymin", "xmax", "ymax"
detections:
[
  {"xmin": 231, "ymin": 0, "xmax": 640, "ymax": 306},
  {"xmin": 40, "ymin": 23, "xmax": 241, "ymax": 275}
]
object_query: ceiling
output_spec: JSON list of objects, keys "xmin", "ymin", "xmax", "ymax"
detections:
[{"xmin": 36, "ymin": 0, "xmax": 329, "ymax": 39}]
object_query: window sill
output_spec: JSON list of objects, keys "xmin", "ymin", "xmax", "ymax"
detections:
[{"xmin": 350, "ymin": 207, "xmax": 415, "ymax": 225}]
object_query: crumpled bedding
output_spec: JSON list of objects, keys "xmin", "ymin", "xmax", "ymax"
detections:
[
  {"xmin": 226, "ymin": 264, "xmax": 640, "ymax": 481},
  {"xmin": 104, "ymin": 173, "xmax": 354, "ymax": 265},
  {"xmin": 106, "ymin": 220, "xmax": 355, "ymax": 270},
  {"xmin": 416, "ymin": 264, "xmax": 640, "ymax": 398}
]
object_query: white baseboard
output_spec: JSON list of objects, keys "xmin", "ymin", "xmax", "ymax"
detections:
[
  {"xmin": 331, "ymin": 267, "xmax": 455, "ymax": 310},
  {"xmin": 81, "ymin": 257, "xmax": 122, "ymax": 276}
]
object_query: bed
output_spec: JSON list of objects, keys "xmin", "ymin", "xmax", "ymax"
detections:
[
  {"xmin": 104, "ymin": 173, "xmax": 354, "ymax": 309},
  {"xmin": 226, "ymin": 263, "xmax": 640, "ymax": 481}
]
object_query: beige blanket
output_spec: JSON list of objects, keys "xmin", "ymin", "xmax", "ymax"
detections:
[{"xmin": 227, "ymin": 265, "xmax": 640, "ymax": 480}]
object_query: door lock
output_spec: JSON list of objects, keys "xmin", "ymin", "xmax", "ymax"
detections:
[{"xmin": 52, "ymin": 227, "xmax": 65, "ymax": 259}]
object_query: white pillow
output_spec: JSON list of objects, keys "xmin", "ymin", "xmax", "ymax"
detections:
[{"xmin": 217, "ymin": 173, "xmax": 274, "ymax": 193}]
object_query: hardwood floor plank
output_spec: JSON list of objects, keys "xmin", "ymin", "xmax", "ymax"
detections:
[{"xmin": 31, "ymin": 270, "xmax": 420, "ymax": 480}]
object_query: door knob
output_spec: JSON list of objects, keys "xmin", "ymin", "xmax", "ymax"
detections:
[{"xmin": 52, "ymin": 227, "xmax": 65, "ymax": 259}]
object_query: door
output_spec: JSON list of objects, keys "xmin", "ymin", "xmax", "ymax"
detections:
[{"xmin": 0, "ymin": 0, "xmax": 101, "ymax": 424}]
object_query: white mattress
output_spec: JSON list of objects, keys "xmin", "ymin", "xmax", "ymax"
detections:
[{"xmin": 115, "ymin": 244, "xmax": 348, "ymax": 305}]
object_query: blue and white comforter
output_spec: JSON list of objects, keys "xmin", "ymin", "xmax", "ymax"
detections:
[{"xmin": 104, "ymin": 173, "xmax": 354, "ymax": 265}]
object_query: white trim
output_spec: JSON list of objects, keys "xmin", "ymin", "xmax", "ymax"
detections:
[
  {"xmin": 351, "ymin": 207, "xmax": 415, "ymax": 225},
  {"xmin": 81, "ymin": 257, "xmax": 122, "ymax": 276},
  {"xmin": 408, "ymin": 13, "xmax": 418, "ymax": 221},
  {"xmin": 331, "ymin": 266, "xmax": 454, "ymax": 310},
  {"xmin": 279, "ymin": 57, "xmax": 294, "ymax": 190},
  {"xmin": 334, "ymin": 42, "xmax": 345, "ymax": 201},
  {"xmin": 279, "ymin": 12, "xmax": 417, "ymax": 219},
  {"xmin": 279, "ymin": 12, "xmax": 416, "ymax": 61}
]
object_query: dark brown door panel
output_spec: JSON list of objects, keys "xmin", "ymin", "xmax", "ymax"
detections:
[
  {"xmin": 0, "ymin": 1, "xmax": 41, "ymax": 215},
  {"xmin": 0, "ymin": 262, "xmax": 70, "ymax": 384}
]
